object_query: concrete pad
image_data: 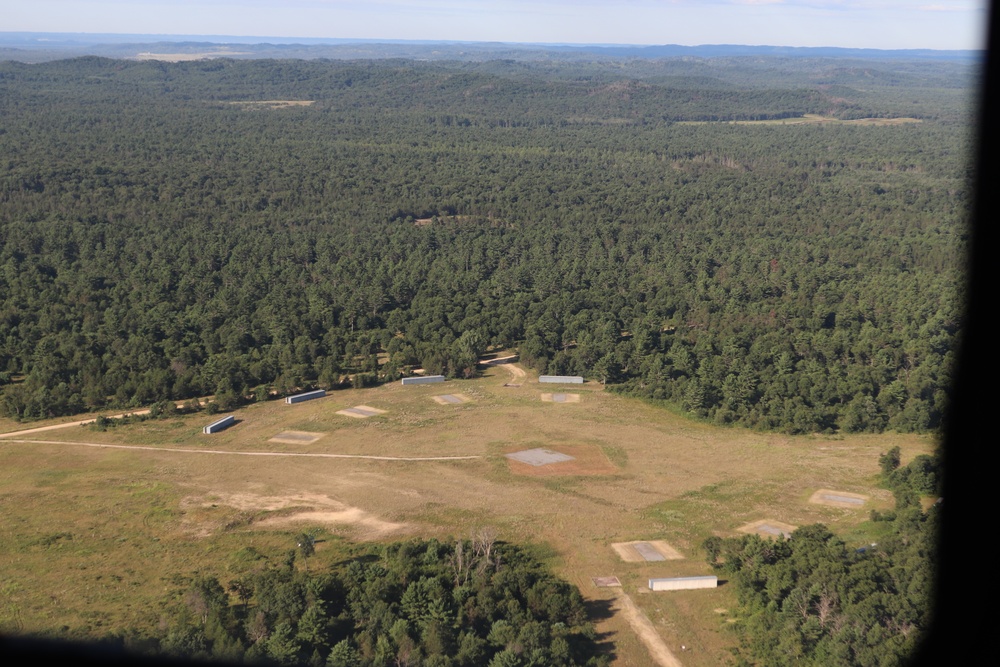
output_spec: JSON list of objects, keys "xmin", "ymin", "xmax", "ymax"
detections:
[
  {"xmin": 337, "ymin": 405, "xmax": 387, "ymax": 419},
  {"xmin": 269, "ymin": 430, "xmax": 325, "ymax": 444},
  {"xmin": 809, "ymin": 488, "xmax": 868, "ymax": 508},
  {"xmin": 737, "ymin": 519, "xmax": 797, "ymax": 539},
  {"xmin": 633, "ymin": 542, "xmax": 667, "ymax": 562},
  {"xmin": 611, "ymin": 540, "xmax": 684, "ymax": 562},
  {"xmin": 540, "ymin": 393, "xmax": 581, "ymax": 403},
  {"xmin": 432, "ymin": 393, "xmax": 470, "ymax": 405},
  {"xmin": 592, "ymin": 576, "xmax": 622, "ymax": 588},
  {"xmin": 505, "ymin": 448, "xmax": 576, "ymax": 466}
]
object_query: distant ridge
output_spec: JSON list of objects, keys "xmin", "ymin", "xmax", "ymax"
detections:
[{"xmin": 0, "ymin": 31, "xmax": 980, "ymax": 63}]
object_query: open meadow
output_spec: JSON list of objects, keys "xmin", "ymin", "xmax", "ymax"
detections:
[{"xmin": 0, "ymin": 362, "xmax": 934, "ymax": 666}]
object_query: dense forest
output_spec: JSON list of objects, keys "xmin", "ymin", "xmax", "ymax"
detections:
[
  {"xmin": 0, "ymin": 56, "xmax": 971, "ymax": 432},
  {"xmin": 129, "ymin": 537, "xmax": 606, "ymax": 667},
  {"xmin": 704, "ymin": 451, "xmax": 941, "ymax": 666}
]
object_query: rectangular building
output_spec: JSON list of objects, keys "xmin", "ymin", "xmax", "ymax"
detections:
[
  {"xmin": 203, "ymin": 415, "xmax": 236, "ymax": 434},
  {"xmin": 648, "ymin": 576, "xmax": 718, "ymax": 591},
  {"xmin": 285, "ymin": 389, "xmax": 326, "ymax": 404},
  {"xmin": 401, "ymin": 375, "xmax": 445, "ymax": 385},
  {"xmin": 539, "ymin": 375, "xmax": 584, "ymax": 384}
]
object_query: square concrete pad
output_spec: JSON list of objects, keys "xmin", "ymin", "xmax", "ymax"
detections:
[
  {"xmin": 611, "ymin": 540, "xmax": 684, "ymax": 562},
  {"xmin": 540, "ymin": 393, "xmax": 580, "ymax": 403},
  {"xmin": 336, "ymin": 405, "xmax": 387, "ymax": 419},
  {"xmin": 505, "ymin": 448, "xmax": 576, "ymax": 466},
  {"xmin": 738, "ymin": 519, "xmax": 797, "ymax": 539},
  {"xmin": 432, "ymin": 393, "xmax": 470, "ymax": 405},
  {"xmin": 592, "ymin": 577, "xmax": 622, "ymax": 588},
  {"xmin": 633, "ymin": 542, "xmax": 667, "ymax": 561},
  {"xmin": 809, "ymin": 488, "xmax": 868, "ymax": 508},
  {"xmin": 269, "ymin": 431, "xmax": 325, "ymax": 444}
]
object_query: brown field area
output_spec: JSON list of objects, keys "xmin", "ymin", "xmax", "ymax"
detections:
[
  {"xmin": 0, "ymin": 362, "xmax": 932, "ymax": 666},
  {"xmin": 678, "ymin": 114, "xmax": 923, "ymax": 126},
  {"xmin": 135, "ymin": 51, "xmax": 251, "ymax": 62},
  {"xmin": 228, "ymin": 100, "xmax": 317, "ymax": 109}
]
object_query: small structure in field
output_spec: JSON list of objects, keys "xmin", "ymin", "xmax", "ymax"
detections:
[
  {"xmin": 649, "ymin": 576, "xmax": 718, "ymax": 591},
  {"xmin": 203, "ymin": 415, "xmax": 235, "ymax": 434},
  {"xmin": 539, "ymin": 375, "xmax": 584, "ymax": 384},
  {"xmin": 592, "ymin": 576, "xmax": 622, "ymax": 588},
  {"xmin": 285, "ymin": 389, "xmax": 326, "ymax": 404},
  {"xmin": 402, "ymin": 375, "xmax": 445, "ymax": 385}
]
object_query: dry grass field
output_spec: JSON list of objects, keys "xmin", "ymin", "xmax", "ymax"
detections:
[
  {"xmin": 0, "ymin": 362, "xmax": 933, "ymax": 666},
  {"xmin": 677, "ymin": 114, "xmax": 923, "ymax": 126}
]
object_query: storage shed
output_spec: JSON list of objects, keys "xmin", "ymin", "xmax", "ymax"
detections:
[
  {"xmin": 648, "ymin": 576, "xmax": 718, "ymax": 591},
  {"xmin": 401, "ymin": 375, "xmax": 445, "ymax": 385},
  {"xmin": 203, "ymin": 415, "xmax": 236, "ymax": 434},
  {"xmin": 286, "ymin": 389, "xmax": 326, "ymax": 404},
  {"xmin": 539, "ymin": 375, "xmax": 584, "ymax": 384}
]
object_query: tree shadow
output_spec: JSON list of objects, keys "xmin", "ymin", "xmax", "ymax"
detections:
[{"xmin": 584, "ymin": 597, "xmax": 619, "ymax": 663}]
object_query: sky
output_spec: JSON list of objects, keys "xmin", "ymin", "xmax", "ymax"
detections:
[{"xmin": 1, "ymin": 0, "xmax": 989, "ymax": 51}]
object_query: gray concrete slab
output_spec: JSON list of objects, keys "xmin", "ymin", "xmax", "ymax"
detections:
[{"xmin": 505, "ymin": 448, "xmax": 576, "ymax": 466}]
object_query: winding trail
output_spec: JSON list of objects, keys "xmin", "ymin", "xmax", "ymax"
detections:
[{"xmin": 0, "ymin": 439, "xmax": 480, "ymax": 462}]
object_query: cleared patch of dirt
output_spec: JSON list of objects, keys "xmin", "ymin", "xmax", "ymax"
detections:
[
  {"xmin": 808, "ymin": 488, "xmax": 869, "ymax": 508},
  {"xmin": 611, "ymin": 540, "xmax": 684, "ymax": 562},
  {"xmin": 229, "ymin": 100, "xmax": 316, "ymax": 109},
  {"xmin": 185, "ymin": 492, "xmax": 407, "ymax": 539},
  {"xmin": 506, "ymin": 444, "xmax": 616, "ymax": 477}
]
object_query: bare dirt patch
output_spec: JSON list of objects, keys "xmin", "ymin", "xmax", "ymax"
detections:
[
  {"xmin": 737, "ymin": 519, "xmax": 797, "ymax": 539},
  {"xmin": 229, "ymin": 100, "xmax": 316, "ymax": 109},
  {"xmin": 506, "ymin": 444, "xmax": 616, "ymax": 477},
  {"xmin": 541, "ymin": 393, "xmax": 581, "ymax": 403},
  {"xmin": 186, "ymin": 492, "xmax": 407, "ymax": 539},
  {"xmin": 678, "ymin": 114, "xmax": 922, "ymax": 127},
  {"xmin": 269, "ymin": 430, "xmax": 325, "ymax": 445},
  {"xmin": 612, "ymin": 540, "xmax": 684, "ymax": 562},
  {"xmin": 336, "ymin": 405, "xmax": 387, "ymax": 418},
  {"xmin": 809, "ymin": 489, "xmax": 869, "ymax": 508}
]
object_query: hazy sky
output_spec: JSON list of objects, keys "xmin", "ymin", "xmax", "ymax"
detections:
[{"xmin": 2, "ymin": 0, "xmax": 988, "ymax": 50}]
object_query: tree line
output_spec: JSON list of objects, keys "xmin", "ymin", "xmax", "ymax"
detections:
[{"xmin": 0, "ymin": 56, "xmax": 969, "ymax": 433}]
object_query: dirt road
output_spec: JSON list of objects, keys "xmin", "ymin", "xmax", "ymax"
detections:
[
  {"xmin": 0, "ymin": 411, "xmax": 152, "ymax": 439},
  {"xmin": 480, "ymin": 354, "xmax": 526, "ymax": 380},
  {"xmin": 613, "ymin": 591, "xmax": 684, "ymax": 667},
  {"xmin": 0, "ymin": 439, "xmax": 481, "ymax": 461}
]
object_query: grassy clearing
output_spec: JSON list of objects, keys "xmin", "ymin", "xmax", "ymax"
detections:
[
  {"xmin": 677, "ymin": 114, "xmax": 924, "ymax": 126},
  {"xmin": 0, "ymin": 365, "xmax": 933, "ymax": 665}
]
